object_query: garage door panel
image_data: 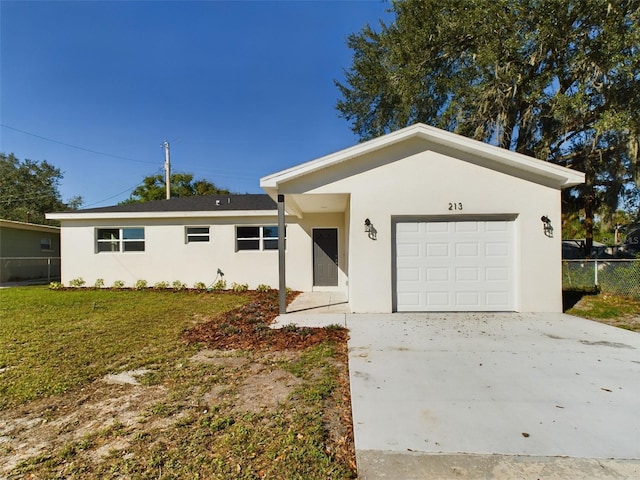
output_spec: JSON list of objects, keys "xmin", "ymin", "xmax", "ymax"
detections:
[
  {"xmin": 396, "ymin": 220, "xmax": 515, "ymax": 312},
  {"xmin": 426, "ymin": 243, "xmax": 449, "ymax": 257},
  {"xmin": 427, "ymin": 267, "xmax": 449, "ymax": 281},
  {"xmin": 455, "ymin": 267, "xmax": 479, "ymax": 281},
  {"xmin": 455, "ymin": 243, "xmax": 479, "ymax": 256},
  {"xmin": 398, "ymin": 267, "xmax": 420, "ymax": 281},
  {"xmin": 426, "ymin": 291, "xmax": 449, "ymax": 306}
]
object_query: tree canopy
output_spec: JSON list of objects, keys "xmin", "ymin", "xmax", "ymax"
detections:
[
  {"xmin": 336, "ymin": 0, "xmax": 640, "ymax": 251},
  {"xmin": 122, "ymin": 172, "xmax": 230, "ymax": 203},
  {"xmin": 0, "ymin": 153, "xmax": 81, "ymax": 225}
]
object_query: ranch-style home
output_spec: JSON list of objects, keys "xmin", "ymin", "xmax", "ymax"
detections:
[{"xmin": 47, "ymin": 123, "xmax": 584, "ymax": 313}]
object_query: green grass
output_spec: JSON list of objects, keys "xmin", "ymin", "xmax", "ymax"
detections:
[
  {"xmin": 566, "ymin": 293, "xmax": 640, "ymax": 332},
  {"xmin": 0, "ymin": 286, "xmax": 247, "ymax": 408},
  {"xmin": 0, "ymin": 286, "xmax": 355, "ymax": 479}
]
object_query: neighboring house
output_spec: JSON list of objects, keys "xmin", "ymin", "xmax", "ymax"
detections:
[
  {"xmin": 47, "ymin": 123, "xmax": 584, "ymax": 313},
  {"xmin": 0, "ymin": 219, "xmax": 61, "ymax": 283}
]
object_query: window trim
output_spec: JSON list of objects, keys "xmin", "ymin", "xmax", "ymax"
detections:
[
  {"xmin": 235, "ymin": 225, "xmax": 286, "ymax": 251},
  {"xmin": 96, "ymin": 227, "xmax": 145, "ymax": 253},
  {"xmin": 185, "ymin": 226, "xmax": 211, "ymax": 244}
]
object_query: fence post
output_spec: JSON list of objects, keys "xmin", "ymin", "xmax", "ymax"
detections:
[
  {"xmin": 47, "ymin": 257, "xmax": 51, "ymax": 283},
  {"xmin": 594, "ymin": 257, "xmax": 598, "ymax": 287}
]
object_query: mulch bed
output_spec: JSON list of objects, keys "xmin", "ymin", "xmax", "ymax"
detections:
[{"xmin": 182, "ymin": 290, "xmax": 349, "ymax": 351}]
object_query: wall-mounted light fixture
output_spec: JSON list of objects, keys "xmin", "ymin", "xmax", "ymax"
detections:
[
  {"xmin": 541, "ymin": 215, "xmax": 553, "ymax": 238},
  {"xmin": 364, "ymin": 218, "xmax": 377, "ymax": 240}
]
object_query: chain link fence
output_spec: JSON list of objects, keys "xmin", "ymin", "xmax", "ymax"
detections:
[
  {"xmin": 563, "ymin": 259, "xmax": 640, "ymax": 299},
  {"xmin": 0, "ymin": 257, "xmax": 61, "ymax": 284}
]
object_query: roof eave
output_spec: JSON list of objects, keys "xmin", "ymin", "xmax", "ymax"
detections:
[{"xmin": 46, "ymin": 209, "xmax": 279, "ymax": 221}]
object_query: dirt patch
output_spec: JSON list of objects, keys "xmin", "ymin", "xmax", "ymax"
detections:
[{"xmin": 0, "ymin": 382, "xmax": 168, "ymax": 475}]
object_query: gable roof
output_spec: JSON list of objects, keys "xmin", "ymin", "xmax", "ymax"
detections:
[
  {"xmin": 261, "ymin": 123, "xmax": 585, "ymax": 191},
  {"xmin": 47, "ymin": 194, "xmax": 276, "ymax": 220}
]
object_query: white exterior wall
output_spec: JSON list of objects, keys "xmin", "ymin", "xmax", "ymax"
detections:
[
  {"xmin": 282, "ymin": 141, "xmax": 563, "ymax": 313},
  {"xmin": 58, "ymin": 215, "xmax": 316, "ymax": 290}
]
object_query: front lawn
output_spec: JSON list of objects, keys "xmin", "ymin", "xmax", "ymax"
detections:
[
  {"xmin": 565, "ymin": 292, "xmax": 640, "ymax": 332},
  {"xmin": 0, "ymin": 287, "xmax": 355, "ymax": 479}
]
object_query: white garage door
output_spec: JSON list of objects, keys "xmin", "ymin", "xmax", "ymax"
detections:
[{"xmin": 395, "ymin": 220, "xmax": 515, "ymax": 311}]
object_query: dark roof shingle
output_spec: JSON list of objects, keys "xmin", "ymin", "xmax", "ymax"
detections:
[{"xmin": 74, "ymin": 194, "xmax": 276, "ymax": 214}]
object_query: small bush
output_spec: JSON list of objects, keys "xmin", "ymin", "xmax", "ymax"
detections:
[
  {"xmin": 231, "ymin": 282, "xmax": 249, "ymax": 292},
  {"xmin": 93, "ymin": 278, "xmax": 105, "ymax": 289},
  {"xmin": 211, "ymin": 279, "xmax": 227, "ymax": 291},
  {"xmin": 135, "ymin": 279, "xmax": 148, "ymax": 290},
  {"xmin": 324, "ymin": 323, "xmax": 346, "ymax": 331},
  {"xmin": 193, "ymin": 281, "xmax": 207, "ymax": 291},
  {"xmin": 48, "ymin": 281, "xmax": 64, "ymax": 290},
  {"xmin": 112, "ymin": 280, "xmax": 125, "ymax": 289},
  {"xmin": 69, "ymin": 277, "xmax": 86, "ymax": 288},
  {"xmin": 282, "ymin": 323, "xmax": 299, "ymax": 333},
  {"xmin": 172, "ymin": 280, "xmax": 187, "ymax": 291},
  {"xmin": 153, "ymin": 281, "xmax": 169, "ymax": 290},
  {"xmin": 256, "ymin": 284, "xmax": 271, "ymax": 293}
]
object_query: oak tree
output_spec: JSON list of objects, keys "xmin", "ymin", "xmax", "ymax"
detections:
[{"xmin": 337, "ymin": 0, "xmax": 640, "ymax": 254}]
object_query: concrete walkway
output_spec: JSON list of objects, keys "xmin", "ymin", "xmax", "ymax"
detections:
[{"xmin": 271, "ymin": 290, "xmax": 349, "ymax": 328}]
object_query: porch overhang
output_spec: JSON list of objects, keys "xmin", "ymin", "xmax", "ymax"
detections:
[{"xmin": 260, "ymin": 190, "xmax": 349, "ymax": 219}]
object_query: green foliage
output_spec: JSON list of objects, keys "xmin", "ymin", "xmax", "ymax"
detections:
[
  {"xmin": 68, "ymin": 277, "xmax": 86, "ymax": 288},
  {"xmin": 231, "ymin": 282, "xmax": 249, "ymax": 292},
  {"xmin": 171, "ymin": 280, "xmax": 187, "ymax": 291},
  {"xmin": 0, "ymin": 152, "xmax": 82, "ymax": 224},
  {"xmin": 134, "ymin": 279, "xmax": 148, "ymax": 290},
  {"xmin": 193, "ymin": 281, "xmax": 207, "ymax": 291},
  {"xmin": 256, "ymin": 284, "xmax": 272, "ymax": 292},
  {"xmin": 93, "ymin": 278, "xmax": 105, "ymax": 289},
  {"xmin": 112, "ymin": 280, "xmax": 125, "ymax": 289},
  {"xmin": 48, "ymin": 281, "xmax": 64, "ymax": 290},
  {"xmin": 211, "ymin": 279, "xmax": 227, "ymax": 291},
  {"xmin": 122, "ymin": 172, "xmax": 230, "ymax": 204},
  {"xmin": 153, "ymin": 281, "xmax": 169, "ymax": 290},
  {"xmin": 337, "ymin": 0, "xmax": 640, "ymax": 225}
]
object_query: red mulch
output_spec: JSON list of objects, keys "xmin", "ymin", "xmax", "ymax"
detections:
[{"xmin": 182, "ymin": 290, "xmax": 349, "ymax": 351}]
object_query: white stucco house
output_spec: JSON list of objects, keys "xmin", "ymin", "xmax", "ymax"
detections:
[{"xmin": 47, "ymin": 124, "xmax": 584, "ymax": 313}]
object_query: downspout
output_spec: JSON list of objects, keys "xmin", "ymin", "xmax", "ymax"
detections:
[{"xmin": 278, "ymin": 194, "xmax": 286, "ymax": 314}]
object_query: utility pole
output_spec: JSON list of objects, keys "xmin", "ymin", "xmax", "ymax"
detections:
[{"xmin": 162, "ymin": 140, "xmax": 171, "ymax": 199}]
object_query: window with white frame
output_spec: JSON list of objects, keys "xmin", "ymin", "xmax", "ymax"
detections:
[
  {"xmin": 236, "ymin": 225, "xmax": 285, "ymax": 251},
  {"xmin": 96, "ymin": 227, "xmax": 145, "ymax": 253},
  {"xmin": 186, "ymin": 226, "xmax": 210, "ymax": 243}
]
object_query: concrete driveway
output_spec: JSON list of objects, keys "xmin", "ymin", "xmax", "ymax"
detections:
[{"xmin": 347, "ymin": 313, "xmax": 640, "ymax": 479}]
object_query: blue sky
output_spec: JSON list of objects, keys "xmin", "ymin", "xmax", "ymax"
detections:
[{"xmin": 1, "ymin": 0, "xmax": 392, "ymax": 208}]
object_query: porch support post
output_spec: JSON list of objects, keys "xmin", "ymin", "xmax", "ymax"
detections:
[{"xmin": 278, "ymin": 194, "xmax": 286, "ymax": 314}]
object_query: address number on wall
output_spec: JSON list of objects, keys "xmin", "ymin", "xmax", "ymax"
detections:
[{"xmin": 448, "ymin": 202, "xmax": 463, "ymax": 211}]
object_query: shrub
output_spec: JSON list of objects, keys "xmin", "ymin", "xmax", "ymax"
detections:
[
  {"xmin": 256, "ymin": 284, "xmax": 271, "ymax": 293},
  {"xmin": 93, "ymin": 278, "xmax": 105, "ymax": 289},
  {"xmin": 193, "ymin": 281, "xmax": 207, "ymax": 291},
  {"xmin": 231, "ymin": 282, "xmax": 249, "ymax": 292},
  {"xmin": 153, "ymin": 281, "xmax": 169, "ymax": 290},
  {"xmin": 112, "ymin": 280, "xmax": 125, "ymax": 289},
  {"xmin": 135, "ymin": 279, "xmax": 148, "ymax": 290},
  {"xmin": 172, "ymin": 280, "xmax": 187, "ymax": 291},
  {"xmin": 69, "ymin": 277, "xmax": 86, "ymax": 288},
  {"xmin": 211, "ymin": 279, "xmax": 227, "ymax": 291},
  {"xmin": 48, "ymin": 281, "xmax": 64, "ymax": 290}
]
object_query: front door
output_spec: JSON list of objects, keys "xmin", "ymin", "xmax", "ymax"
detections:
[{"xmin": 313, "ymin": 228, "xmax": 338, "ymax": 286}]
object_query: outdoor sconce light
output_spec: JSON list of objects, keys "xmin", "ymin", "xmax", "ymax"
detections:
[
  {"xmin": 541, "ymin": 215, "xmax": 553, "ymax": 238},
  {"xmin": 364, "ymin": 218, "xmax": 377, "ymax": 240}
]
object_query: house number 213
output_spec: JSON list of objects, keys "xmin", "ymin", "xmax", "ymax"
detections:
[{"xmin": 448, "ymin": 202, "xmax": 463, "ymax": 211}]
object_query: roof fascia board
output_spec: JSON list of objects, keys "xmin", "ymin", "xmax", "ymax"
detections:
[
  {"xmin": 46, "ymin": 210, "xmax": 280, "ymax": 221},
  {"xmin": 0, "ymin": 219, "xmax": 60, "ymax": 233}
]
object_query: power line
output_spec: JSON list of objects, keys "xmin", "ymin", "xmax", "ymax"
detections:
[{"xmin": 0, "ymin": 124, "xmax": 158, "ymax": 165}]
